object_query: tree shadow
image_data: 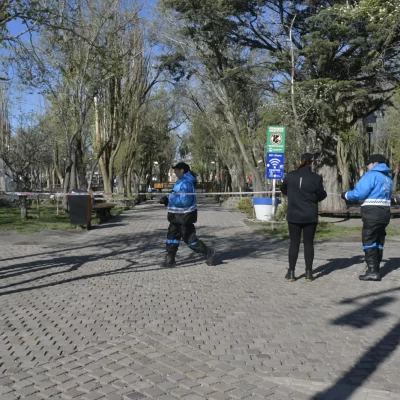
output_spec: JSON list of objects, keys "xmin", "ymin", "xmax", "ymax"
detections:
[
  {"xmin": 0, "ymin": 224, "xmax": 250, "ymax": 295},
  {"xmin": 312, "ymin": 319, "xmax": 400, "ymax": 399},
  {"xmin": 339, "ymin": 286, "xmax": 400, "ymax": 305},
  {"xmin": 380, "ymin": 257, "xmax": 400, "ymax": 278},
  {"xmin": 0, "ymin": 262, "xmax": 166, "ymax": 297},
  {"xmin": 0, "ymin": 245, "xmax": 143, "ymax": 291},
  {"xmin": 90, "ymin": 222, "xmax": 127, "ymax": 229},
  {"xmin": 331, "ymin": 296, "xmax": 394, "ymax": 329},
  {"xmin": 215, "ymin": 234, "xmax": 288, "ymax": 263},
  {"xmin": 312, "ymin": 292, "xmax": 400, "ymax": 399}
]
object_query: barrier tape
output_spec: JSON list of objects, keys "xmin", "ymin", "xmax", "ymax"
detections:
[
  {"xmin": 0, "ymin": 190, "xmax": 346, "ymax": 197},
  {"xmin": 0, "ymin": 190, "xmax": 282, "ymax": 197}
]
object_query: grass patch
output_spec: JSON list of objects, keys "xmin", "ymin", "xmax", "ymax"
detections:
[
  {"xmin": 0, "ymin": 204, "xmax": 126, "ymax": 233},
  {"xmin": 0, "ymin": 205, "xmax": 73, "ymax": 233},
  {"xmin": 245, "ymin": 219, "xmax": 400, "ymax": 241},
  {"xmin": 244, "ymin": 220, "xmax": 362, "ymax": 241}
]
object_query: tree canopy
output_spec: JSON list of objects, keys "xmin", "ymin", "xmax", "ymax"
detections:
[{"xmin": 0, "ymin": 0, "xmax": 399, "ymax": 211}]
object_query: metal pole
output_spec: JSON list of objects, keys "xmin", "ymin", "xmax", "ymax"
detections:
[
  {"xmin": 369, "ymin": 132, "xmax": 371, "ymax": 157},
  {"xmin": 271, "ymin": 179, "xmax": 276, "ymax": 230}
]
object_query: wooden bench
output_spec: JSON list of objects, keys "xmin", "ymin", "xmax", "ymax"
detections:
[
  {"xmin": 93, "ymin": 203, "xmax": 115, "ymax": 223},
  {"xmin": 319, "ymin": 206, "xmax": 400, "ymax": 218}
]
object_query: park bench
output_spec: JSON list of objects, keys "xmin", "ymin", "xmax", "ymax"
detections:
[
  {"xmin": 93, "ymin": 203, "xmax": 115, "ymax": 223},
  {"xmin": 319, "ymin": 206, "xmax": 400, "ymax": 218}
]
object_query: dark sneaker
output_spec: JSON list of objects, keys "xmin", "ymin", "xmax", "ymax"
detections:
[
  {"xmin": 205, "ymin": 247, "xmax": 216, "ymax": 266},
  {"xmin": 305, "ymin": 270, "xmax": 314, "ymax": 282},
  {"xmin": 285, "ymin": 269, "xmax": 296, "ymax": 282},
  {"xmin": 161, "ymin": 254, "xmax": 176, "ymax": 268}
]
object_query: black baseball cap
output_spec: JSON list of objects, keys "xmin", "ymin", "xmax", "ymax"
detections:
[
  {"xmin": 172, "ymin": 162, "xmax": 190, "ymax": 172},
  {"xmin": 366, "ymin": 154, "xmax": 386, "ymax": 165},
  {"xmin": 301, "ymin": 153, "xmax": 315, "ymax": 163}
]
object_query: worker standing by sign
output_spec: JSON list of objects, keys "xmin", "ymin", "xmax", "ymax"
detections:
[{"xmin": 341, "ymin": 154, "xmax": 393, "ymax": 281}]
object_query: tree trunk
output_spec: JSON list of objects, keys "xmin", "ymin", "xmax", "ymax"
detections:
[
  {"xmin": 55, "ymin": 164, "xmax": 63, "ymax": 185},
  {"xmin": 318, "ymin": 162, "xmax": 346, "ymax": 212},
  {"xmin": 70, "ymin": 150, "xmax": 77, "ymax": 192},
  {"xmin": 224, "ymin": 131, "xmax": 246, "ymax": 191},
  {"xmin": 62, "ymin": 160, "xmax": 72, "ymax": 212},
  {"xmin": 46, "ymin": 167, "xmax": 51, "ymax": 190},
  {"xmin": 87, "ymin": 159, "xmax": 99, "ymax": 190},
  {"xmin": 131, "ymin": 171, "xmax": 139, "ymax": 194},
  {"xmin": 393, "ymin": 161, "xmax": 399, "ymax": 192},
  {"xmin": 99, "ymin": 154, "xmax": 112, "ymax": 195},
  {"xmin": 19, "ymin": 195, "xmax": 28, "ymax": 220},
  {"xmin": 226, "ymin": 110, "xmax": 262, "ymax": 193},
  {"xmin": 127, "ymin": 165, "xmax": 133, "ymax": 195},
  {"xmin": 213, "ymin": 83, "xmax": 262, "ymax": 194},
  {"xmin": 337, "ymin": 137, "xmax": 351, "ymax": 191},
  {"xmin": 76, "ymin": 138, "xmax": 86, "ymax": 189}
]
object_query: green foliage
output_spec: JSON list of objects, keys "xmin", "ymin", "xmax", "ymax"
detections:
[
  {"xmin": 236, "ymin": 197, "xmax": 253, "ymax": 215},
  {"xmin": 274, "ymin": 202, "xmax": 287, "ymax": 222},
  {"xmin": 338, "ymin": 128, "xmax": 358, "ymax": 146},
  {"xmin": 157, "ymin": 52, "xmax": 188, "ymax": 81}
]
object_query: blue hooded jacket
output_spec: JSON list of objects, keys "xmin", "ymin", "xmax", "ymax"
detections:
[
  {"xmin": 345, "ymin": 163, "xmax": 393, "ymax": 206},
  {"xmin": 168, "ymin": 172, "xmax": 197, "ymax": 214}
]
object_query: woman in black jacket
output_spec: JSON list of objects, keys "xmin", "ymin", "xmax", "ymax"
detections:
[{"xmin": 280, "ymin": 153, "xmax": 327, "ymax": 282}]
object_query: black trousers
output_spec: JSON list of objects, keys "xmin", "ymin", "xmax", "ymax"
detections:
[
  {"xmin": 362, "ymin": 218, "xmax": 388, "ymax": 265},
  {"xmin": 288, "ymin": 222, "xmax": 318, "ymax": 270},
  {"xmin": 166, "ymin": 223, "xmax": 198, "ymax": 254}
]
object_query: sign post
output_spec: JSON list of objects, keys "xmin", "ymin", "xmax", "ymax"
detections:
[{"xmin": 266, "ymin": 126, "xmax": 286, "ymax": 222}]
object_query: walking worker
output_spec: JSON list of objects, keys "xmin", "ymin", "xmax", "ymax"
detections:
[
  {"xmin": 281, "ymin": 153, "xmax": 327, "ymax": 282},
  {"xmin": 341, "ymin": 154, "xmax": 393, "ymax": 281},
  {"xmin": 161, "ymin": 162, "xmax": 216, "ymax": 268}
]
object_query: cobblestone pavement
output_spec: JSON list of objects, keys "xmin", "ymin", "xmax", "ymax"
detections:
[{"xmin": 1, "ymin": 200, "xmax": 400, "ymax": 400}]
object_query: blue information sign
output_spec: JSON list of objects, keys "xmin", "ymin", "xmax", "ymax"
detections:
[{"xmin": 266, "ymin": 153, "xmax": 284, "ymax": 179}]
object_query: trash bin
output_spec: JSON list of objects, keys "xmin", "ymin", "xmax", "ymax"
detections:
[
  {"xmin": 69, "ymin": 189, "xmax": 92, "ymax": 229},
  {"xmin": 253, "ymin": 197, "xmax": 280, "ymax": 221}
]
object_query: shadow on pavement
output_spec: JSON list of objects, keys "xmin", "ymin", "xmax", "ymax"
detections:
[
  {"xmin": 310, "ymin": 256, "xmax": 364, "ymax": 280},
  {"xmin": 90, "ymin": 222, "xmax": 127, "ymax": 229},
  {"xmin": 332, "ymin": 296, "xmax": 394, "ymax": 328},
  {"xmin": 380, "ymin": 257, "xmax": 400, "ymax": 278},
  {"xmin": 312, "ymin": 320, "xmax": 400, "ymax": 399},
  {"xmin": 313, "ymin": 291, "xmax": 400, "ymax": 399},
  {"xmin": 339, "ymin": 286, "xmax": 400, "ymax": 304}
]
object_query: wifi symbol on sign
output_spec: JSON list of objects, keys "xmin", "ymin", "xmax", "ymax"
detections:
[{"xmin": 269, "ymin": 158, "xmax": 280, "ymax": 168}]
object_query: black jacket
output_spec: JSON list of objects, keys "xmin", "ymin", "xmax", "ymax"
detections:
[{"xmin": 281, "ymin": 166, "xmax": 327, "ymax": 223}]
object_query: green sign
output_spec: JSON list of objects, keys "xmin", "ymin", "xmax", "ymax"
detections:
[{"xmin": 267, "ymin": 126, "xmax": 286, "ymax": 153}]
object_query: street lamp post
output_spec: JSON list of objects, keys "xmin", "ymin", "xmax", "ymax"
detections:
[
  {"xmin": 366, "ymin": 126, "xmax": 373, "ymax": 157},
  {"xmin": 363, "ymin": 113, "xmax": 377, "ymax": 158}
]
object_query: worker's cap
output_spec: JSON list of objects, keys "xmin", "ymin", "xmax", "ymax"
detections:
[
  {"xmin": 172, "ymin": 162, "xmax": 190, "ymax": 172},
  {"xmin": 366, "ymin": 154, "xmax": 386, "ymax": 165}
]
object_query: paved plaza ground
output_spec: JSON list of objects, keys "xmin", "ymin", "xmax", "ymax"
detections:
[{"xmin": 1, "ymin": 200, "xmax": 400, "ymax": 400}]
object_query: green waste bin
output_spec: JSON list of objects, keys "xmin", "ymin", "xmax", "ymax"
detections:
[{"xmin": 69, "ymin": 190, "xmax": 92, "ymax": 229}]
